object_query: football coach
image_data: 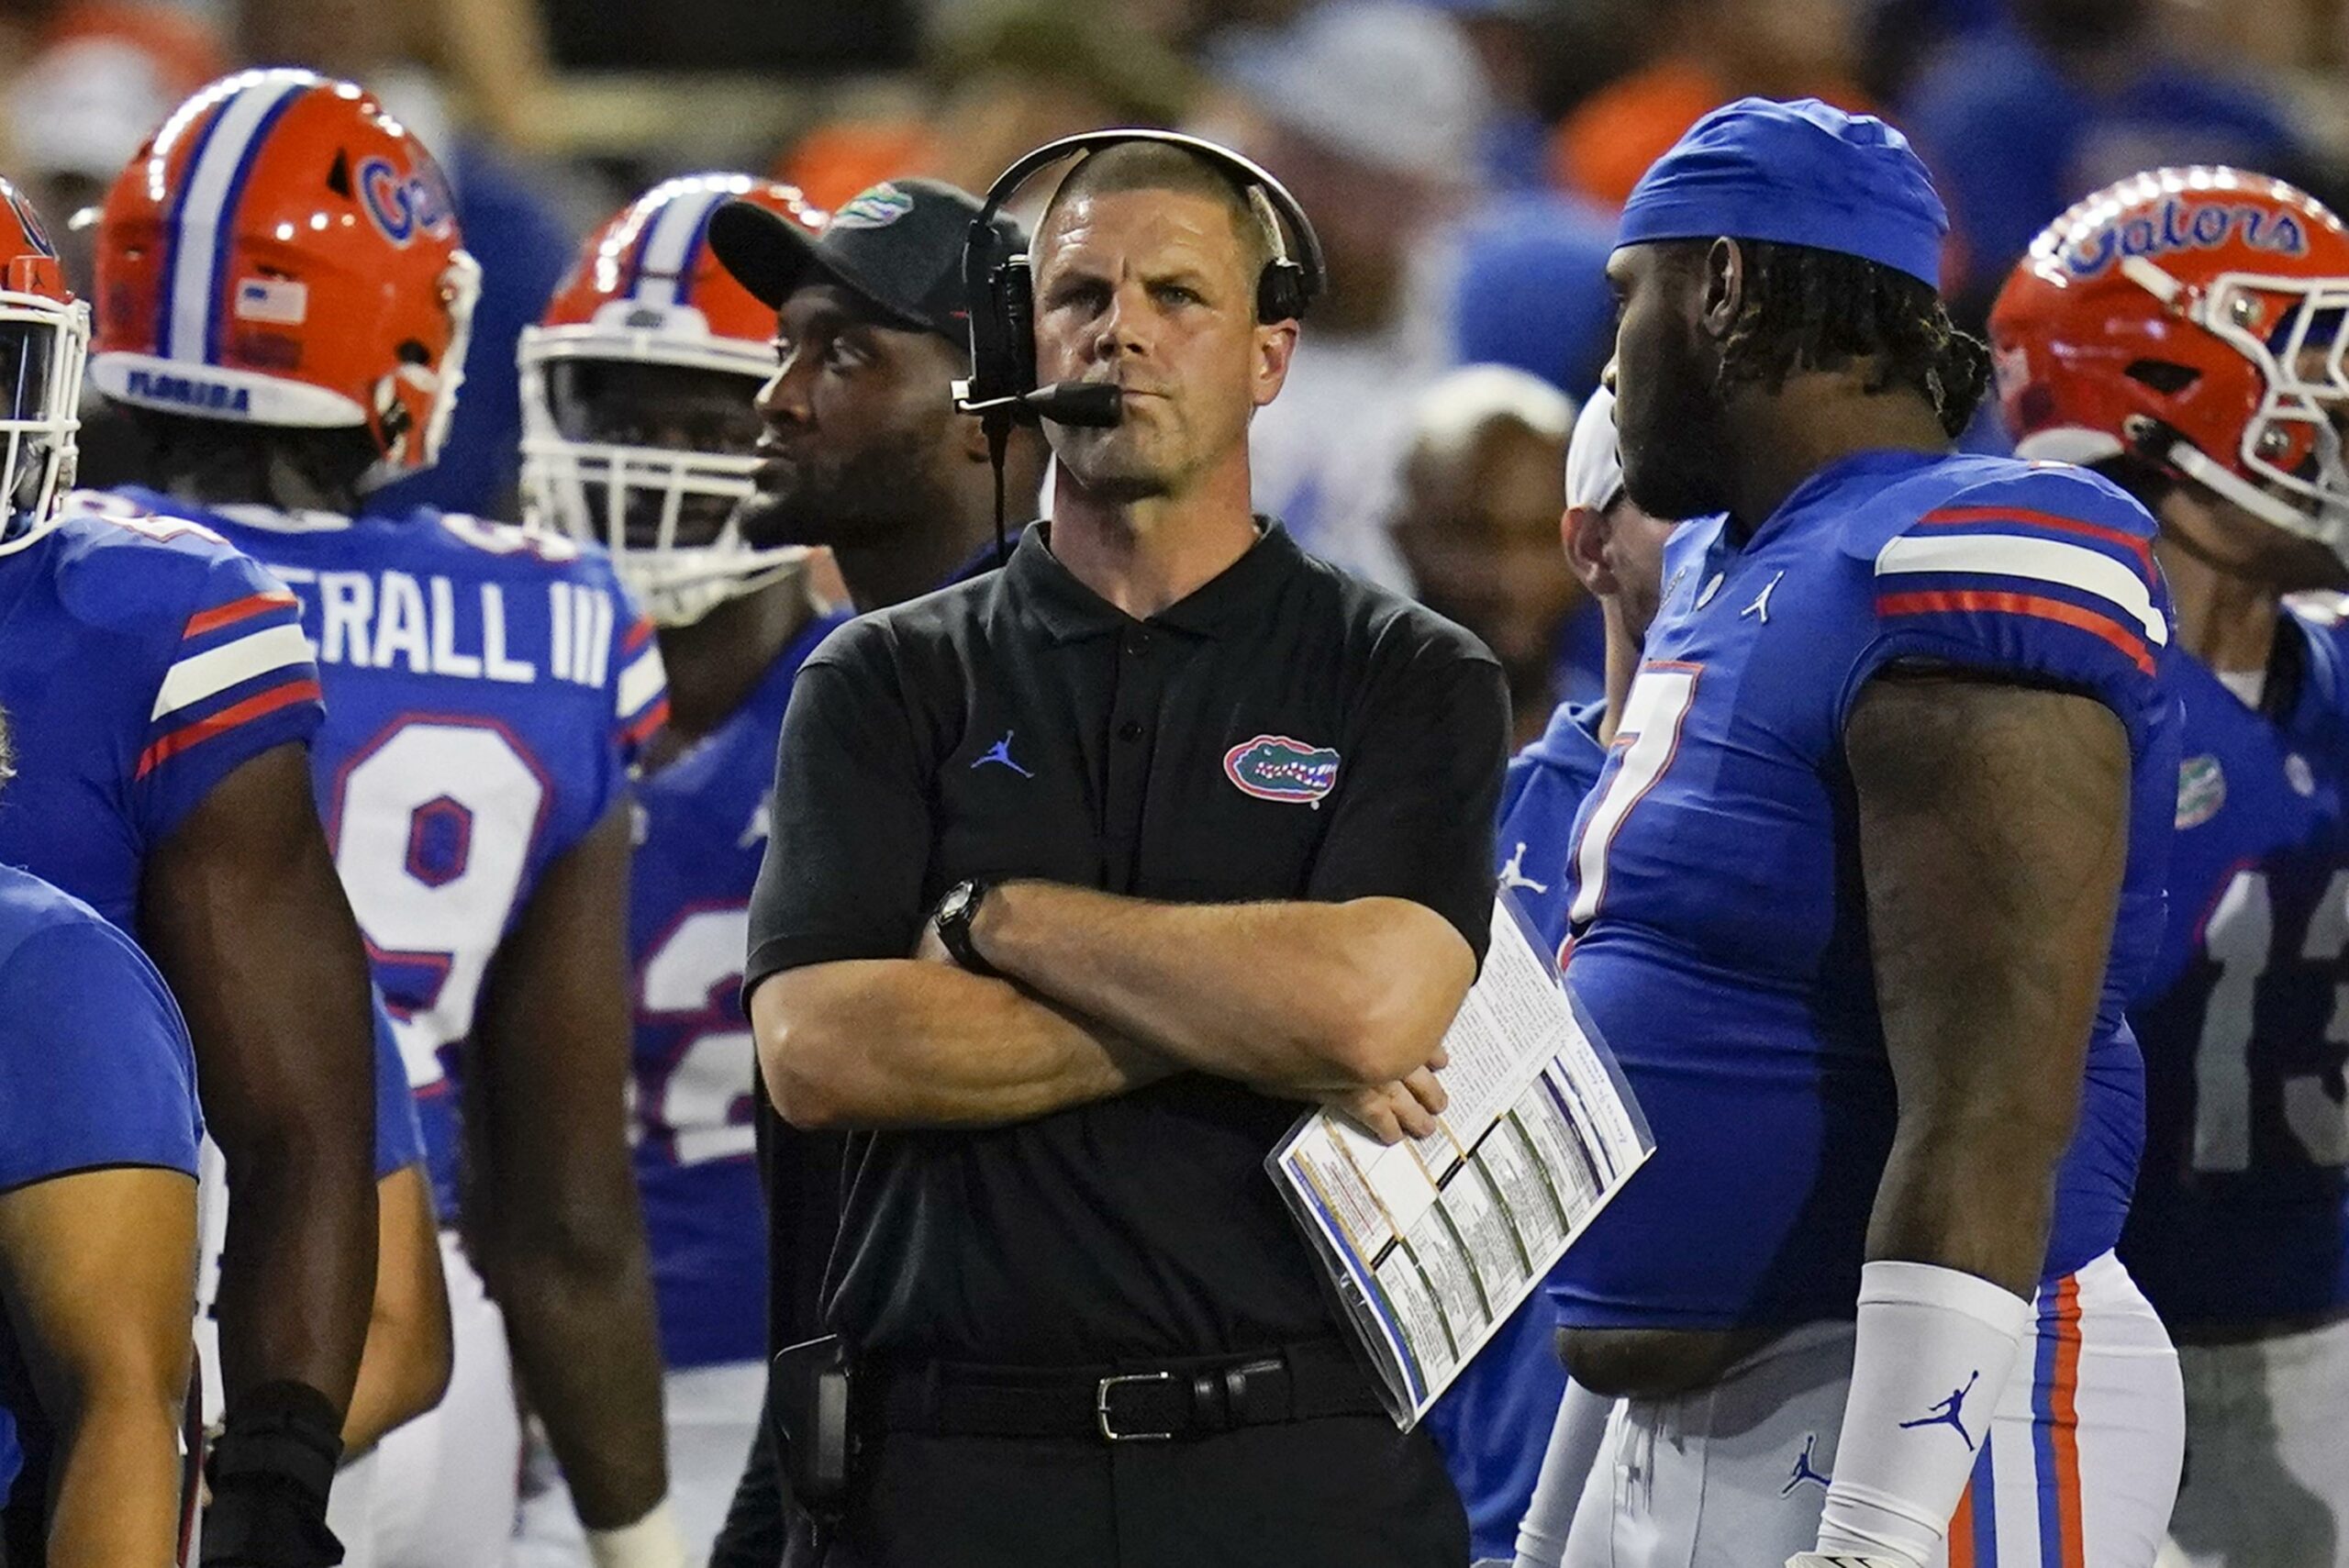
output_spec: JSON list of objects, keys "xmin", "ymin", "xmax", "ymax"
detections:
[{"xmin": 740, "ymin": 134, "xmax": 1508, "ymax": 1568}]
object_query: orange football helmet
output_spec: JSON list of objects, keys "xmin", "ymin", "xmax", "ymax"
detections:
[
  {"xmin": 1990, "ymin": 167, "xmax": 2349, "ymax": 558},
  {"xmin": 90, "ymin": 68, "xmax": 480, "ymax": 491},
  {"xmin": 519, "ymin": 173, "xmax": 817, "ymax": 626},
  {"xmin": 0, "ymin": 178, "xmax": 88, "ymax": 549}
]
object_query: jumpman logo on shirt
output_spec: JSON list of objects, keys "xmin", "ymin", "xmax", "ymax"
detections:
[
  {"xmin": 972, "ymin": 729, "xmax": 1033, "ymax": 778},
  {"xmin": 1779, "ymin": 1432, "xmax": 1832, "ymax": 1496},
  {"xmin": 1742, "ymin": 570, "xmax": 1785, "ymax": 624},
  {"xmin": 1898, "ymin": 1369, "xmax": 1981, "ymax": 1451},
  {"xmin": 1499, "ymin": 840, "xmax": 1549, "ymax": 894}
]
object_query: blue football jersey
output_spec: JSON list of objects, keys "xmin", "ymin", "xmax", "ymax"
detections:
[
  {"xmin": 1493, "ymin": 700, "xmax": 1607, "ymax": 969},
  {"xmin": 1425, "ymin": 697, "xmax": 1606, "ymax": 1562},
  {"xmin": 0, "ymin": 862, "xmax": 203, "ymax": 1515},
  {"xmin": 0, "ymin": 491, "xmax": 419, "ymax": 1191},
  {"xmin": 0, "ymin": 862, "xmax": 203, "ymax": 1191},
  {"xmin": 137, "ymin": 491, "xmax": 670, "ymax": 1218},
  {"xmin": 2121, "ymin": 603, "xmax": 2349, "ymax": 1328},
  {"xmin": 1551, "ymin": 452, "xmax": 2175, "ymax": 1330},
  {"xmin": 0, "ymin": 495, "xmax": 323, "ymax": 930},
  {"xmin": 629, "ymin": 610, "xmax": 845, "ymax": 1370}
]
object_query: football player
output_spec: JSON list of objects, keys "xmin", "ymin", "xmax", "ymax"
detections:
[
  {"xmin": 1554, "ymin": 99, "xmax": 2185, "ymax": 1568},
  {"xmin": 88, "ymin": 70, "xmax": 682, "ymax": 1568},
  {"xmin": 1991, "ymin": 168, "xmax": 2349, "ymax": 1568},
  {"xmin": 0, "ymin": 707, "xmax": 205, "ymax": 1568},
  {"xmin": 1423, "ymin": 384, "xmax": 1676, "ymax": 1566},
  {"xmin": 514, "ymin": 173, "xmax": 847, "ymax": 1559},
  {"xmin": 0, "ymin": 172, "xmax": 381, "ymax": 1565}
]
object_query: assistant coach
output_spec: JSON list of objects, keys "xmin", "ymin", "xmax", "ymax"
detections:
[{"xmin": 741, "ymin": 135, "xmax": 1508, "ymax": 1568}]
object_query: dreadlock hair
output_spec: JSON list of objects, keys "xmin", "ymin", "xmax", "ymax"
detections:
[{"xmin": 1705, "ymin": 239, "xmax": 1993, "ymax": 439}]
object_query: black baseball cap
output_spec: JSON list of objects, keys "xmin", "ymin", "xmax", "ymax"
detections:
[{"xmin": 707, "ymin": 177, "xmax": 1026, "ymax": 343}]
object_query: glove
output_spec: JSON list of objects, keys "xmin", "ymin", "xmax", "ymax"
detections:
[{"xmin": 200, "ymin": 1382, "xmax": 346, "ymax": 1568}]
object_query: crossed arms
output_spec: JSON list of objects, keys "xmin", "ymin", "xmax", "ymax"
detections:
[
  {"xmin": 752, "ymin": 885, "xmax": 1475, "ymax": 1134},
  {"xmin": 746, "ymin": 639, "xmax": 1509, "ymax": 1138}
]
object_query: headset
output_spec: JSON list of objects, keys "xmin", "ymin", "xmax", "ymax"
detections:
[{"xmin": 954, "ymin": 128, "xmax": 1330, "ymax": 428}]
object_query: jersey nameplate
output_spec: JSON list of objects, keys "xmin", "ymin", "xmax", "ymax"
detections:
[{"xmin": 262, "ymin": 566, "xmax": 614, "ymax": 691}]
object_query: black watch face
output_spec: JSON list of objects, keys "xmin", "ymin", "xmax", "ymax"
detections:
[{"xmin": 941, "ymin": 883, "xmax": 974, "ymax": 923}]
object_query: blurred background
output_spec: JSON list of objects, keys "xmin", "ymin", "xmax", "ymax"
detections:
[{"xmin": 3, "ymin": 0, "xmax": 2343, "ymax": 728}]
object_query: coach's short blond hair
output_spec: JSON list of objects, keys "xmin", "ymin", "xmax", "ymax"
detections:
[{"xmin": 1036, "ymin": 141, "xmax": 1286, "ymax": 296}]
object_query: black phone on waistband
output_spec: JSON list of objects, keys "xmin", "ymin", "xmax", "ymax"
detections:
[{"xmin": 772, "ymin": 1333, "xmax": 857, "ymax": 1519}]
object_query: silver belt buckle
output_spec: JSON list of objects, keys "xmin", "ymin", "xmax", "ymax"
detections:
[{"xmin": 1095, "ymin": 1370, "xmax": 1176, "ymax": 1441}]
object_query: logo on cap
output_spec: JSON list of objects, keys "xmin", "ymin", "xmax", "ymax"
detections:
[
  {"xmin": 829, "ymin": 184, "xmax": 917, "ymax": 232},
  {"xmin": 1224, "ymin": 735, "xmax": 1340, "ymax": 806}
]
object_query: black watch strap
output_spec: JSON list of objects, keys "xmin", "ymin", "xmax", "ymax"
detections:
[{"xmin": 936, "ymin": 879, "xmax": 1000, "ymax": 978}]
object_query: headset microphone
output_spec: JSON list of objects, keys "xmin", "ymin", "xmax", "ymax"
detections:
[
  {"xmin": 1019, "ymin": 381, "xmax": 1124, "ymax": 428},
  {"xmin": 952, "ymin": 376, "xmax": 1127, "ymax": 566},
  {"xmin": 954, "ymin": 381, "xmax": 1125, "ymax": 428}
]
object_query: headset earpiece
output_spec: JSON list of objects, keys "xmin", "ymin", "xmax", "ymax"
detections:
[
  {"xmin": 992, "ymin": 254, "xmax": 1038, "ymax": 414},
  {"xmin": 1256, "ymin": 261, "xmax": 1308, "ymax": 326},
  {"xmin": 1245, "ymin": 183, "xmax": 1308, "ymax": 326}
]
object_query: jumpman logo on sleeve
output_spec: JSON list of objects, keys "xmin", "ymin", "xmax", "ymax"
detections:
[
  {"xmin": 1898, "ymin": 1369, "xmax": 1981, "ymax": 1451},
  {"xmin": 972, "ymin": 729, "xmax": 1033, "ymax": 778},
  {"xmin": 1779, "ymin": 1432, "xmax": 1832, "ymax": 1496}
]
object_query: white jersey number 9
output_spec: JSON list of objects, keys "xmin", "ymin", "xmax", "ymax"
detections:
[{"xmin": 332, "ymin": 719, "xmax": 548, "ymax": 1089}]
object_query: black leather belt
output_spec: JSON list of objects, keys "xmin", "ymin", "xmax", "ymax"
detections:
[{"xmin": 869, "ymin": 1339, "xmax": 1386, "ymax": 1443}]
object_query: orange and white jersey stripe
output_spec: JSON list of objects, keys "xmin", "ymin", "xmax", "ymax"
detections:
[
  {"xmin": 1562, "ymin": 1253, "xmax": 2182, "ymax": 1568},
  {"xmin": 1873, "ymin": 500, "xmax": 2171, "ymax": 680},
  {"xmin": 141, "ymin": 585, "xmax": 319, "ymax": 778},
  {"xmin": 1943, "ymin": 1252, "xmax": 2183, "ymax": 1568},
  {"xmin": 613, "ymin": 611, "xmax": 669, "ymax": 751}
]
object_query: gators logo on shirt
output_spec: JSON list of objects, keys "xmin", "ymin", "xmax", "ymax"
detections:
[
  {"xmin": 2176, "ymin": 753, "xmax": 2226, "ymax": 829},
  {"xmin": 1224, "ymin": 735, "xmax": 1339, "ymax": 806}
]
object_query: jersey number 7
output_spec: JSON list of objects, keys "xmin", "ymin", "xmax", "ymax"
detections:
[{"xmin": 1567, "ymin": 662, "xmax": 1700, "ymax": 928}]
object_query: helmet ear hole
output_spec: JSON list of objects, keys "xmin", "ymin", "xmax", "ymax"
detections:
[
  {"xmin": 2125, "ymin": 359, "xmax": 2201, "ymax": 396},
  {"xmin": 327, "ymin": 151, "xmax": 352, "ymax": 198}
]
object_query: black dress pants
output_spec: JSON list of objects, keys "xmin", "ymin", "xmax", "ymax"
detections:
[{"xmin": 795, "ymin": 1414, "xmax": 1470, "ymax": 1568}]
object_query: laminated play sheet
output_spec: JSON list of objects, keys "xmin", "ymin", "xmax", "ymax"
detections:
[{"xmin": 1269, "ymin": 896, "xmax": 1653, "ymax": 1427}]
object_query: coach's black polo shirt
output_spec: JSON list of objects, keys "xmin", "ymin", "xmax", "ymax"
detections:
[{"xmin": 744, "ymin": 518, "xmax": 1508, "ymax": 1365}]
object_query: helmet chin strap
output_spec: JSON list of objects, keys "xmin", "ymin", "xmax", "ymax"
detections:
[
  {"xmin": 635, "ymin": 550, "xmax": 810, "ymax": 628},
  {"xmin": 2166, "ymin": 438, "xmax": 2349, "ymax": 568}
]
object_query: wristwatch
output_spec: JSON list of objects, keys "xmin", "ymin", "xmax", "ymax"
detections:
[{"xmin": 933, "ymin": 879, "xmax": 1000, "ymax": 977}]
